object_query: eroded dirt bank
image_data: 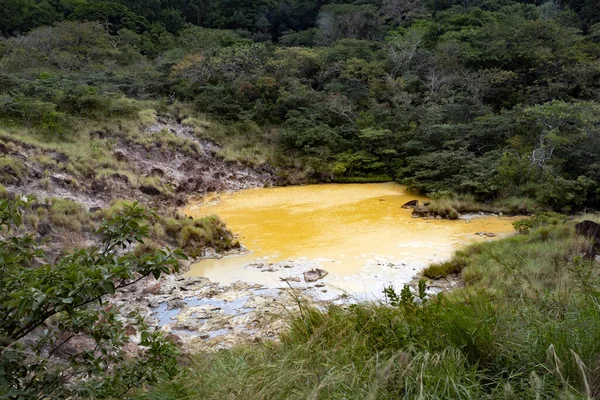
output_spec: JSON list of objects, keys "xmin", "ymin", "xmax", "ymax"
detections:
[{"xmin": 2, "ymin": 117, "xmax": 274, "ymax": 211}]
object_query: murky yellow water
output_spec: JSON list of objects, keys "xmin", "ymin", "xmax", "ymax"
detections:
[{"xmin": 184, "ymin": 183, "xmax": 518, "ymax": 297}]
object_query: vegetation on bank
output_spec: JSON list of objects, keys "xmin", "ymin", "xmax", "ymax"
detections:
[
  {"xmin": 9, "ymin": 196, "xmax": 240, "ymax": 256},
  {"xmin": 140, "ymin": 215, "xmax": 600, "ymax": 399}
]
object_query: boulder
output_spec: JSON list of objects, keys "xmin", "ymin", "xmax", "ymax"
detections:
[
  {"xmin": 111, "ymin": 173, "xmax": 129, "ymax": 184},
  {"xmin": 142, "ymin": 282, "xmax": 162, "ymax": 295},
  {"xmin": 401, "ymin": 200, "xmax": 419, "ymax": 209},
  {"xmin": 125, "ymin": 324, "xmax": 137, "ymax": 336},
  {"xmin": 113, "ymin": 150, "xmax": 127, "ymax": 161},
  {"xmin": 51, "ymin": 174, "xmax": 74, "ymax": 186},
  {"xmin": 165, "ymin": 334, "xmax": 184, "ymax": 347},
  {"xmin": 412, "ymin": 205, "xmax": 430, "ymax": 218},
  {"xmin": 51, "ymin": 152, "xmax": 69, "ymax": 164},
  {"xmin": 3, "ymin": 165, "xmax": 20, "ymax": 182},
  {"xmin": 303, "ymin": 268, "xmax": 328, "ymax": 282},
  {"xmin": 91, "ymin": 180, "xmax": 106, "ymax": 192},
  {"xmin": 575, "ymin": 220, "xmax": 600, "ymax": 241},
  {"xmin": 149, "ymin": 168, "xmax": 165, "ymax": 177},
  {"xmin": 575, "ymin": 220, "xmax": 600, "ymax": 257},
  {"xmin": 37, "ymin": 223, "xmax": 53, "ymax": 236}
]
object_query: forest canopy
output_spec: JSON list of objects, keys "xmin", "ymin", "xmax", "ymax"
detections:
[{"xmin": 1, "ymin": 0, "xmax": 600, "ymax": 211}]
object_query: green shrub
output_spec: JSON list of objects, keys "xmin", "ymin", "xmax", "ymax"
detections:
[
  {"xmin": 423, "ymin": 251, "xmax": 470, "ymax": 278},
  {"xmin": 0, "ymin": 157, "xmax": 26, "ymax": 185},
  {"xmin": 513, "ymin": 212, "xmax": 568, "ymax": 234},
  {"xmin": 0, "ymin": 198, "xmax": 183, "ymax": 399},
  {"xmin": 47, "ymin": 198, "xmax": 90, "ymax": 232},
  {"xmin": 332, "ymin": 175, "xmax": 392, "ymax": 183},
  {"xmin": 139, "ymin": 176, "xmax": 173, "ymax": 196},
  {"xmin": 426, "ymin": 199, "xmax": 460, "ymax": 220}
]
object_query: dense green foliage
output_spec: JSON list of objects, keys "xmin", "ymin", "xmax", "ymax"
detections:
[
  {"xmin": 0, "ymin": 198, "xmax": 184, "ymax": 398},
  {"xmin": 2, "ymin": 0, "xmax": 600, "ymax": 211},
  {"xmin": 140, "ymin": 218, "xmax": 600, "ymax": 399}
]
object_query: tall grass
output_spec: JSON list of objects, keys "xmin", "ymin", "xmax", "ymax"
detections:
[
  {"xmin": 139, "ymin": 217, "xmax": 600, "ymax": 399},
  {"xmin": 426, "ymin": 194, "xmax": 543, "ymax": 217}
]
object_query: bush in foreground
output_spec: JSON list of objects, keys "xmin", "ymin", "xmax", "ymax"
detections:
[{"xmin": 0, "ymin": 197, "xmax": 185, "ymax": 398}]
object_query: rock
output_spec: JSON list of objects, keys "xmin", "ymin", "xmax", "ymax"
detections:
[
  {"xmin": 51, "ymin": 174, "xmax": 74, "ymax": 186},
  {"xmin": 436, "ymin": 215, "xmax": 442, "ymax": 220},
  {"xmin": 0, "ymin": 142, "xmax": 7, "ymax": 154},
  {"xmin": 113, "ymin": 150, "xmax": 127, "ymax": 161},
  {"xmin": 51, "ymin": 152, "xmax": 69, "ymax": 164},
  {"xmin": 111, "ymin": 173, "xmax": 129, "ymax": 183},
  {"xmin": 165, "ymin": 334, "xmax": 183, "ymax": 347},
  {"xmin": 91, "ymin": 180, "xmax": 106, "ymax": 192},
  {"xmin": 303, "ymin": 268, "xmax": 328, "ymax": 283},
  {"xmin": 280, "ymin": 276, "xmax": 301, "ymax": 283},
  {"xmin": 179, "ymin": 260, "xmax": 192, "ymax": 271},
  {"xmin": 475, "ymin": 232, "xmax": 496, "ymax": 237},
  {"xmin": 37, "ymin": 223, "xmax": 53, "ymax": 236},
  {"xmin": 575, "ymin": 220, "xmax": 600, "ymax": 241},
  {"xmin": 142, "ymin": 282, "xmax": 162, "ymax": 295},
  {"xmin": 401, "ymin": 200, "xmax": 419, "ymax": 209},
  {"xmin": 149, "ymin": 168, "xmax": 165, "ymax": 177},
  {"xmin": 125, "ymin": 324, "xmax": 137, "ymax": 336},
  {"xmin": 89, "ymin": 206, "xmax": 102, "ymax": 213},
  {"xmin": 140, "ymin": 185, "xmax": 161, "ymax": 196},
  {"xmin": 11, "ymin": 151, "xmax": 27, "ymax": 161},
  {"xmin": 576, "ymin": 220, "xmax": 600, "ymax": 256},
  {"xmin": 412, "ymin": 205, "xmax": 430, "ymax": 218},
  {"xmin": 3, "ymin": 165, "xmax": 20, "ymax": 182}
]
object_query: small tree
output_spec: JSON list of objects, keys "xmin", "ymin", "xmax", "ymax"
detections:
[{"xmin": 0, "ymin": 197, "xmax": 186, "ymax": 398}]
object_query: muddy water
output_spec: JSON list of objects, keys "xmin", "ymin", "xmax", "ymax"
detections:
[{"xmin": 184, "ymin": 183, "xmax": 517, "ymax": 298}]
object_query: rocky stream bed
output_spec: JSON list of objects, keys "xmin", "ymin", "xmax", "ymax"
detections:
[{"xmin": 110, "ymin": 254, "xmax": 464, "ymax": 353}]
